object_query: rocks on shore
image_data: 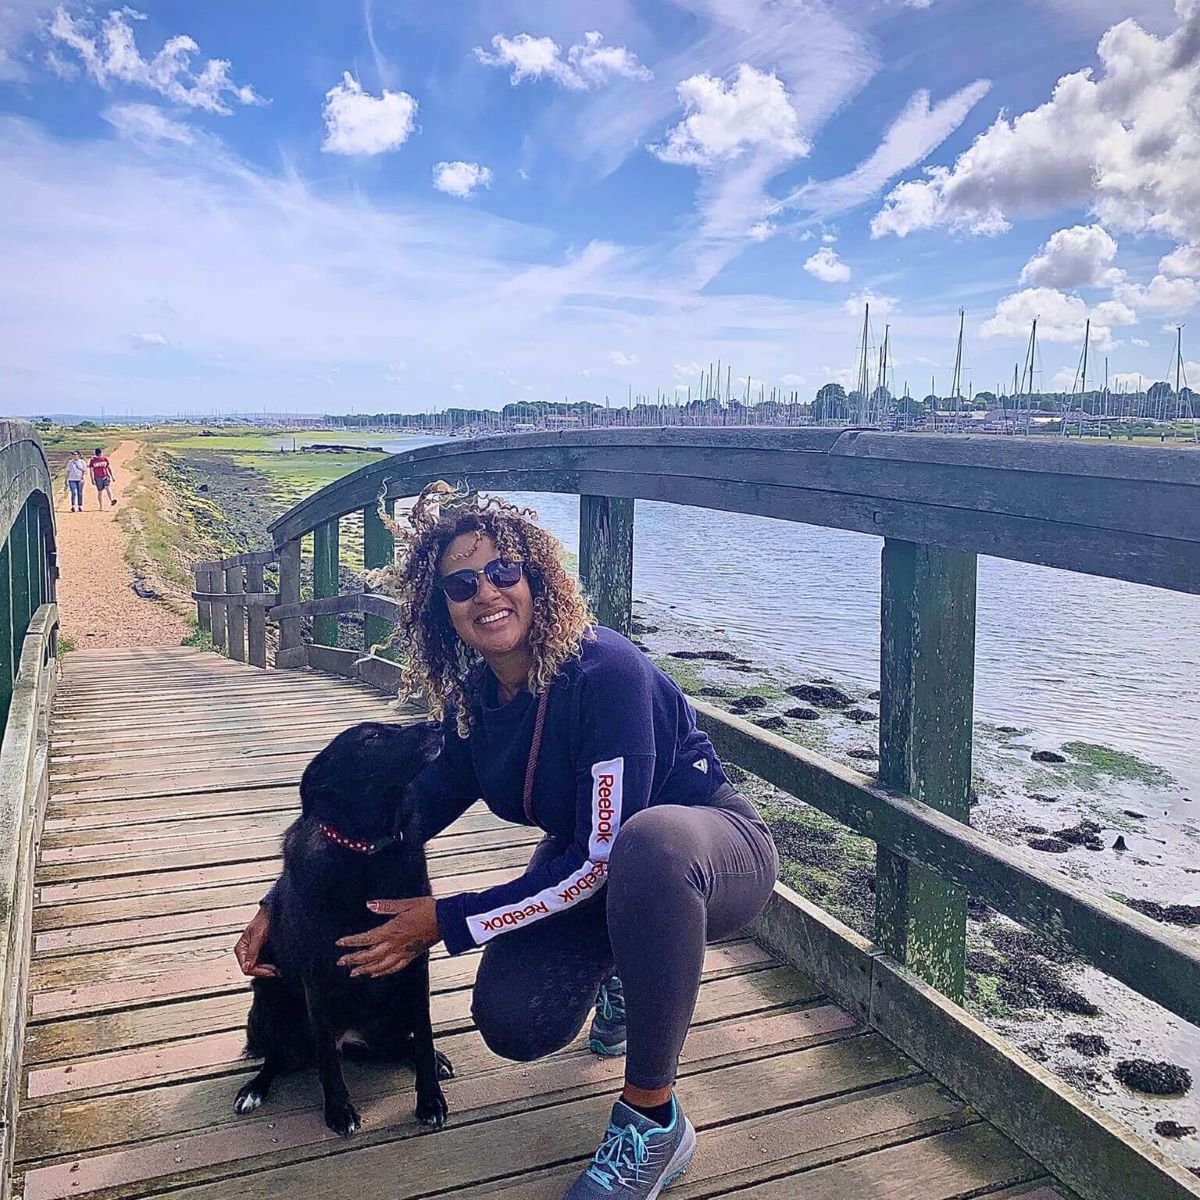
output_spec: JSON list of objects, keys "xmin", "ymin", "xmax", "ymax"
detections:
[
  {"xmin": 1125, "ymin": 899, "xmax": 1200, "ymax": 927},
  {"xmin": 786, "ymin": 683, "xmax": 853, "ymax": 709},
  {"xmin": 1029, "ymin": 836, "xmax": 1071, "ymax": 853},
  {"xmin": 1032, "ymin": 749, "xmax": 1067, "ymax": 764},
  {"xmin": 753, "ymin": 715, "xmax": 787, "ymax": 731},
  {"xmin": 728, "ymin": 694, "xmax": 767, "ymax": 713},
  {"xmin": 1114, "ymin": 1059, "xmax": 1192, "ymax": 1097},
  {"xmin": 784, "ymin": 706, "xmax": 820, "ymax": 721},
  {"xmin": 669, "ymin": 649, "xmax": 751, "ymax": 664},
  {"xmin": 845, "ymin": 707, "xmax": 878, "ymax": 723},
  {"xmin": 1155, "ymin": 1121, "xmax": 1197, "ymax": 1139},
  {"xmin": 1065, "ymin": 1032, "xmax": 1110, "ymax": 1057}
]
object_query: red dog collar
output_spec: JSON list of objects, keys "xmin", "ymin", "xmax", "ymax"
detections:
[{"xmin": 318, "ymin": 823, "xmax": 398, "ymax": 855}]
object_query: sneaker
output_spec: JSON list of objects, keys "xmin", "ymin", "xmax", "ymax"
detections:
[
  {"xmin": 588, "ymin": 974, "xmax": 626, "ymax": 1057},
  {"xmin": 563, "ymin": 1096, "xmax": 696, "ymax": 1199}
]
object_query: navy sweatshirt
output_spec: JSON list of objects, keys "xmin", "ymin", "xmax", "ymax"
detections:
[{"xmin": 418, "ymin": 627, "xmax": 729, "ymax": 955}]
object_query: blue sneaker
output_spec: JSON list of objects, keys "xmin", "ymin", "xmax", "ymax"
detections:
[
  {"xmin": 588, "ymin": 974, "xmax": 626, "ymax": 1058},
  {"xmin": 563, "ymin": 1096, "xmax": 696, "ymax": 1198}
]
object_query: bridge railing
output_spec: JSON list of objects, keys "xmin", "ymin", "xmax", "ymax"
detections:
[
  {"xmin": 190, "ymin": 428, "xmax": 1200, "ymax": 1021},
  {"xmin": 191, "ymin": 428, "xmax": 1200, "ymax": 1197}
]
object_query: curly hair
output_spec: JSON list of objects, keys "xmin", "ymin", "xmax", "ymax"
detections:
[{"xmin": 370, "ymin": 480, "xmax": 594, "ymax": 738}]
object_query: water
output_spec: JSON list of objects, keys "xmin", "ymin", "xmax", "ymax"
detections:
[{"xmin": 377, "ymin": 436, "xmax": 1200, "ymax": 794}]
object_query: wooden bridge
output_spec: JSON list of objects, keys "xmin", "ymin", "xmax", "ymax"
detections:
[{"xmin": 2, "ymin": 419, "xmax": 1199, "ymax": 1200}]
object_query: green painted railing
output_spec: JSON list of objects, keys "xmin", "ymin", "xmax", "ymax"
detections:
[{"xmin": 0, "ymin": 421, "xmax": 57, "ymax": 737}]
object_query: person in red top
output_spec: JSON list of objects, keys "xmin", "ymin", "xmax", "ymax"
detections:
[{"xmin": 88, "ymin": 447, "xmax": 117, "ymax": 509}]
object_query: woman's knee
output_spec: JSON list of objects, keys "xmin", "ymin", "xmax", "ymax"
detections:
[
  {"xmin": 609, "ymin": 807, "xmax": 699, "ymax": 896},
  {"xmin": 471, "ymin": 984, "xmax": 577, "ymax": 1063}
]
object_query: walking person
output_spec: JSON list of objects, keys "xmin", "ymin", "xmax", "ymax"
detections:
[
  {"xmin": 88, "ymin": 446, "xmax": 117, "ymax": 508},
  {"xmin": 65, "ymin": 450, "xmax": 86, "ymax": 513},
  {"xmin": 235, "ymin": 481, "xmax": 779, "ymax": 1198}
]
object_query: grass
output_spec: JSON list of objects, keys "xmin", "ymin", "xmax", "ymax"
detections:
[
  {"xmin": 1060, "ymin": 741, "xmax": 1173, "ymax": 787},
  {"xmin": 57, "ymin": 633, "xmax": 76, "ymax": 655}
]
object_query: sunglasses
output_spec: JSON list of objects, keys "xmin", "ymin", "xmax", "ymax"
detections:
[{"xmin": 436, "ymin": 558, "xmax": 525, "ymax": 603}]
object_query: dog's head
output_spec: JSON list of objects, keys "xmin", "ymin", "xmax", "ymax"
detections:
[{"xmin": 299, "ymin": 721, "xmax": 442, "ymax": 845}]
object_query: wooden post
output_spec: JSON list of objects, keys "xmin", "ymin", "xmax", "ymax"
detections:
[
  {"xmin": 579, "ymin": 495, "xmax": 634, "ymax": 636},
  {"xmin": 362, "ymin": 499, "xmax": 395, "ymax": 653},
  {"xmin": 312, "ymin": 519, "xmax": 340, "ymax": 647},
  {"xmin": 275, "ymin": 539, "xmax": 303, "ymax": 668},
  {"xmin": 196, "ymin": 565, "xmax": 212, "ymax": 633},
  {"xmin": 224, "ymin": 564, "xmax": 245, "ymax": 663},
  {"xmin": 875, "ymin": 539, "xmax": 977, "ymax": 1002},
  {"xmin": 246, "ymin": 561, "xmax": 267, "ymax": 669},
  {"xmin": 210, "ymin": 565, "xmax": 227, "ymax": 653}
]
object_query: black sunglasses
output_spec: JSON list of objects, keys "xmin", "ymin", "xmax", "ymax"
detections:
[{"xmin": 436, "ymin": 558, "xmax": 525, "ymax": 603}]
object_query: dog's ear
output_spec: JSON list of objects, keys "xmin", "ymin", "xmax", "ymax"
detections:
[
  {"xmin": 418, "ymin": 721, "xmax": 443, "ymax": 763},
  {"xmin": 299, "ymin": 749, "xmax": 338, "ymax": 818}
]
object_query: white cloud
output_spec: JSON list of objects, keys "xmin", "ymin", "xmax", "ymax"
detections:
[
  {"xmin": 46, "ymin": 6, "xmax": 264, "ymax": 114},
  {"xmin": 0, "ymin": 0, "xmax": 53, "ymax": 81},
  {"xmin": 474, "ymin": 30, "xmax": 649, "ymax": 91},
  {"xmin": 433, "ymin": 161, "xmax": 493, "ymax": 199},
  {"xmin": 822, "ymin": 232, "xmax": 838, "ymax": 243},
  {"xmin": 872, "ymin": 3, "xmax": 1200, "ymax": 241},
  {"xmin": 780, "ymin": 372, "xmax": 806, "ymax": 386},
  {"xmin": 102, "ymin": 102, "xmax": 194, "ymax": 144},
  {"xmin": 609, "ymin": 349, "xmax": 638, "ymax": 367},
  {"xmin": 788, "ymin": 82, "xmax": 990, "ymax": 219},
  {"xmin": 979, "ymin": 287, "xmax": 1119, "ymax": 349},
  {"xmin": 1160, "ymin": 244, "xmax": 1200, "ymax": 277},
  {"xmin": 1131, "ymin": 337, "xmax": 1150, "ymax": 347},
  {"xmin": 1091, "ymin": 298, "xmax": 1137, "ymax": 327},
  {"xmin": 650, "ymin": 64, "xmax": 808, "ymax": 167},
  {"xmin": 1115, "ymin": 273, "xmax": 1200, "ymax": 314},
  {"xmin": 321, "ymin": 73, "xmax": 417, "ymax": 156},
  {"xmin": 804, "ymin": 246, "xmax": 850, "ymax": 283},
  {"xmin": 127, "ymin": 331, "xmax": 167, "ymax": 349},
  {"xmin": 844, "ymin": 289, "xmax": 897, "ymax": 317},
  {"xmin": 747, "ymin": 220, "xmax": 776, "ymax": 242},
  {"xmin": 1019, "ymin": 224, "xmax": 1121, "ymax": 288}
]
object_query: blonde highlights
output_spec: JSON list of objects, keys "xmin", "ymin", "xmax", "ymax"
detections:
[{"xmin": 371, "ymin": 481, "xmax": 593, "ymax": 737}]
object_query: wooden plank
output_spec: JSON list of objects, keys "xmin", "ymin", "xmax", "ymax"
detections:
[
  {"xmin": 875, "ymin": 539, "xmax": 975, "ymax": 1001},
  {"xmin": 578, "ymin": 494, "xmax": 634, "ymax": 635},
  {"xmin": 694, "ymin": 698, "xmax": 1200, "ymax": 1027},
  {"xmin": 705, "ymin": 1123, "xmax": 1037, "ymax": 1200},
  {"xmin": 45, "ymin": 1027, "xmax": 909, "ymax": 1200},
  {"xmin": 15, "ymin": 1005, "xmax": 857, "ymax": 1168},
  {"xmin": 43, "ymin": 785, "xmax": 302, "ymax": 834},
  {"xmin": 311, "ymin": 519, "xmax": 339, "ymax": 647},
  {"xmin": 870, "ymin": 956, "xmax": 1200, "ymax": 1200},
  {"xmin": 363, "ymin": 497, "xmax": 395, "ymax": 653},
  {"xmin": 25, "ymin": 943, "xmax": 780, "ymax": 1065},
  {"xmin": 23, "ymin": 963, "xmax": 813, "ymax": 1110}
]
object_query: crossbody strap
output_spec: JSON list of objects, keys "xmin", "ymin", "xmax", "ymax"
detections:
[{"xmin": 522, "ymin": 683, "xmax": 552, "ymax": 825}]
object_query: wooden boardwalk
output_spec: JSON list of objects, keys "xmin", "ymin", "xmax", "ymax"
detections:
[{"xmin": 13, "ymin": 647, "xmax": 1069, "ymax": 1200}]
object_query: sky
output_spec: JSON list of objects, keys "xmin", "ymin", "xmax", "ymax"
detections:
[{"xmin": 1, "ymin": 0, "xmax": 1198, "ymax": 416}]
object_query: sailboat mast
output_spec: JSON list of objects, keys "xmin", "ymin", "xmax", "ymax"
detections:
[
  {"xmin": 856, "ymin": 303, "xmax": 871, "ymax": 424},
  {"xmin": 950, "ymin": 308, "xmax": 965, "ymax": 430}
]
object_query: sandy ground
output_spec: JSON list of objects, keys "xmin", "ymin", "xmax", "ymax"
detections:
[{"xmin": 53, "ymin": 440, "xmax": 191, "ymax": 648}]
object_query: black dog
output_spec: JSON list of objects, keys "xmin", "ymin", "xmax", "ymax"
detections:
[{"xmin": 234, "ymin": 720, "xmax": 453, "ymax": 1136}]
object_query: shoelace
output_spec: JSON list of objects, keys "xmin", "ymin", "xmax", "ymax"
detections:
[
  {"xmin": 584, "ymin": 1122, "xmax": 649, "ymax": 1190},
  {"xmin": 597, "ymin": 980, "xmax": 625, "ymax": 1023}
]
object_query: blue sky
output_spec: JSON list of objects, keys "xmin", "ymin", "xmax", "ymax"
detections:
[{"xmin": 0, "ymin": 0, "xmax": 1196, "ymax": 415}]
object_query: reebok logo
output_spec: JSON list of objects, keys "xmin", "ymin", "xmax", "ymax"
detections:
[
  {"xmin": 479, "ymin": 901, "xmax": 549, "ymax": 932},
  {"xmin": 594, "ymin": 775, "xmax": 615, "ymax": 844},
  {"xmin": 558, "ymin": 862, "xmax": 607, "ymax": 903},
  {"xmin": 693, "ymin": 758, "xmax": 708, "ymax": 773}
]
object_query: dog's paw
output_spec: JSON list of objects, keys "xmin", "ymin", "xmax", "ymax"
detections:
[
  {"xmin": 435, "ymin": 1050, "xmax": 455, "ymax": 1080},
  {"xmin": 233, "ymin": 1084, "xmax": 264, "ymax": 1115},
  {"xmin": 415, "ymin": 1088, "xmax": 448, "ymax": 1131},
  {"xmin": 324, "ymin": 1099, "xmax": 361, "ymax": 1138}
]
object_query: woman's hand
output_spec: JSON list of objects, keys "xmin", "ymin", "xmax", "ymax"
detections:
[
  {"xmin": 336, "ymin": 897, "xmax": 441, "ymax": 978},
  {"xmin": 234, "ymin": 905, "xmax": 280, "ymax": 978}
]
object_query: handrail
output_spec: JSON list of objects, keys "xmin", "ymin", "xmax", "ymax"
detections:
[
  {"xmin": 0, "ymin": 603, "xmax": 57, "ymax": 1200},
  {"xmin": 1, "ymin": 420, "xmax": 57, "ymax": 740},
  {"xmin": 193, "ymin": 428, "xmax": 1200, "ymax": 1034}
]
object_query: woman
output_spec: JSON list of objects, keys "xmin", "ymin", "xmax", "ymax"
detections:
[
  {"xmin": 235, "ymin": 482, "xmax": 778, "ymax": 1199},
  {"xmin": 65, "ymin": 451, "xmax": 86, "ymax": 513}
]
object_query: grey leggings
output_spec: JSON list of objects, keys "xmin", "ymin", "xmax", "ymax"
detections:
[{"xmin": 470, "ymin": 786, "xmax": 778, "ymax": 1089}]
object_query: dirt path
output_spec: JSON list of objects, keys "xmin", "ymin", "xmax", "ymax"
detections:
[{"xmin": 53, "ymin": 441, "xmax": 191, "ymax": 649}]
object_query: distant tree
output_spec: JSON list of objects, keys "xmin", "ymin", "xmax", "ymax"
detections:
[
  {"xmin": 869, "ymin": 385, "xmax": 892, "ymax": 414},
  {"xmin": 974, "ymin": 390, "xmax": 997, "ymax": 408},
  {"xmin": 1147, "ymin": 380, "xmax": 1174, "ymax": 403},
  {"xmin": 812, "ymin": 382, "xmax": 847, "ymax": 421}
]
